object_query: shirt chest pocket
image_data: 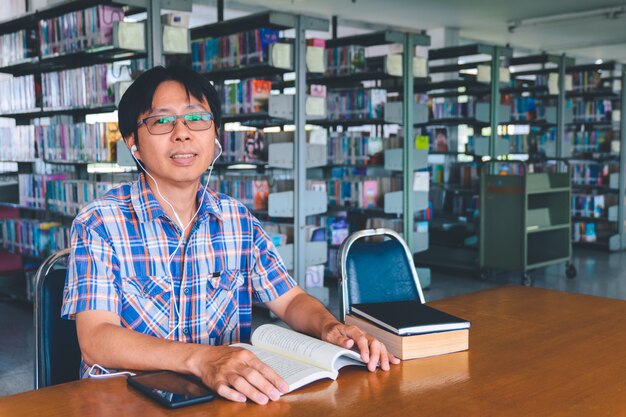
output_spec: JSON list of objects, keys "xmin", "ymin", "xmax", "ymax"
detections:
[
  {"xmin": 206, "ymin": 269, "xmax": 245, "ymax": 342},
  {"xmin": 121, "ymin": 275, "xmax": 172, "ymax": 336}
]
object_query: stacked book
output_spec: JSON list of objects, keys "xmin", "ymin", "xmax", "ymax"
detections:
[{"xmin": 345, "ymin": 300, "xmax": 470, "ymax": 360}]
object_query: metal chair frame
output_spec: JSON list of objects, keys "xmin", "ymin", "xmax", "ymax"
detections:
[{"xmin": 338, "ymin": 228, "xmax": 425, "ymax": 321}]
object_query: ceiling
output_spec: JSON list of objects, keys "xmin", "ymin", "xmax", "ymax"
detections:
[{"xmin": 196, "ymin": 0, "xmax": 626, "ymax": 63}]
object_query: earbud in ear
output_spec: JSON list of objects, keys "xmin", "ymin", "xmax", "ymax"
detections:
[{"xmin": 130, "ymin": 145, "xmax": 137, "ymax": 154}]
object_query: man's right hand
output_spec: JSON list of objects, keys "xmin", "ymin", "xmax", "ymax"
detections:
[{"xmin": 188, "ymin": 345, "xmax": 289, "ymax": 404}]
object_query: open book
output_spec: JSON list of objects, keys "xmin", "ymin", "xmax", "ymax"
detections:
[{"xmin": 232, "ymin": 324, "xmax": 365, "ymax": 393}]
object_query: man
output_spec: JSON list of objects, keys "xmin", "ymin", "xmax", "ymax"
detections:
[{"xmin": 62, "ymin": 66, "xmax": 399, "ymax": 405}]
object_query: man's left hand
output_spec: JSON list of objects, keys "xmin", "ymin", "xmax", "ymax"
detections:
[{"xmin": 321, "ymin": 323, "xmax": 400, "ymax": 371}]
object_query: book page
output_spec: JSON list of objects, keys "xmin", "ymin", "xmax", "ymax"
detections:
[
  {"xmin": 233, "ymin": 344, "xmax": 335, "ymax": 392},
  {"xmin": 251, "ymin": 324, "xmax": 363, "ymax": 372}
]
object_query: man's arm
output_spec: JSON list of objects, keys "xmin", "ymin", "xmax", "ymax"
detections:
[
  {"xmin": 75, "ymin": 310, "xmax": 289, "ymax": 404},
  {"xmin": 265, "ymin": 286, "xmax": 400, "ymax": 371}
]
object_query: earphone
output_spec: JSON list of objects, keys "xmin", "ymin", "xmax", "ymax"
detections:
[{"xmin": 128, "ymin": 136, "xmax": 222, "ymax": 340}]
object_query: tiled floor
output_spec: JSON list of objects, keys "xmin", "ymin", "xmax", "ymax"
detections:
[{"xmin": 1, "ymin": 247, "xmax": 625, "ymax": 397}]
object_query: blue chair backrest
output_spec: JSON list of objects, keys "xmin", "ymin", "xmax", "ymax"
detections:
[
  {"xmin": 345, "ymin": 238, "xmax": 420, "ymax": 305},
  {"xmin": 35, "ymin": 250, "xmax": 81, "ymax": 388}
]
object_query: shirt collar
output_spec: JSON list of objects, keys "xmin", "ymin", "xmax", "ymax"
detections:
[{"xmin": 131, "ymin": 173, "xmax": 223, "ymax": 224}]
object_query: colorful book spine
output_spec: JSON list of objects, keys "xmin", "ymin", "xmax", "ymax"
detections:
[
  {"xmin": 571, "ymin": 194, "xmax": 615, "ymax": 219},
  {"xmin": 570, "ymin": 162, "xmax": 617, "ymax": 186},
  {"xmin": 221, "ymin": 130, "xmax": 267, "ymax": 163},
  {"xmin": 191, "ymin": 28, "xmax": 281, "ymax": 72},
  {"xmin": 49, "ymin": 225, "xmax": 72, "ymax": 252},
  {"xmin": 0, "ymin": 125, "xmax": 38, "ymax": 161},
  {"xmin": 567, "ymin": 129, "xmax": 617, "ymax": 154},
  {"xmin": 18, "ymin": 174, "xmax": 69, "ymax": 210},
  {"xmin": 213, "ymin": 177, "xmax": 270, "ymax": 210},
  {"xmin": 430, "ymin": 97, "xmax": 477, "ymax": 120},
  {"xmin": 0, "ymin": 219, "xmax": 61, "ymax": 258},
  {"xmin": 46, "ymin": 180, "xmax": 122, "ymax": 216},
  {"xmin": 39, "ymin": 5, "xmax": 124, "ymax": 57},
  {"xmin": 327, "ymin": 132, "xmax": 373, "ymax": 165},
  {"xmin": 571, "ymin": 99, "xmax": 614, "ymax": 123},
  {"xmin": 221, "ymin": 79, "xmax": 271, "ymax": 115},
  {"xmin": 0, "ymin": 29, "xmax": 36, "ymax": 67},
  {"xmin": 325, "ymin": 45, "xmax": 366, "ymax": 76},
  {"xmin": 326, "ymin": 88, "xmax": 386, "ymax": 120},
  {"xmin": 35, "ymin": 121, "xmax": 118, "ymax": 162},
  {"xmin": 41, "ymin": 64, "xmax": 113, "ymax": 109},
  {"xmin": 0, "ymin": 75, "xmax": 37, "ymax": 113}
]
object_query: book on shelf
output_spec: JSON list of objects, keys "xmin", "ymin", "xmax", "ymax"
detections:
[
  {"xmin": 0, "ymin": 29, "xmax": 37, "ymax": 68},
  {"xmin": 325, "ymin": 45, "xmax": 366, "ymax": 76},
  {"xmin": 350, "ymin": 300, "xmax": 470, "ymax": 336},
  {"xmin": 221, "ymin": 79, "xmax": 271, "ymax": 115},
  {"xmin": 192, "ymin": 28, "xmax": 281, "ymax": 72},
  {"xmin": 0, "ymin": 75, "xmax": 37, "ymax": 113},
  {"xmin": 0, "ymin": 125, "xmax": 38, "ymax": 162},
  {"xmin": 344, "ymin": 314, "xmax": 468, "ymax": 360},
  {"xmin": 326, "ymin": 88, "xmax": 386, "ymax": 120},
  {"xmin": 233, "ymin": 324, "xmax": 366, "ymax": 393},
  {"xmin": 360, "ymin": 179, "xmax": 378, "ymax": 209},
  {"xmin": 39, "ymin": 5, "xmax": 125, "ymax": 57}
]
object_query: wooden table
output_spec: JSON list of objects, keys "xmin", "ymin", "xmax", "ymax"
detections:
[{"xmin": 3, "ymin": 286, "xmax": 626, "ymax": 416}]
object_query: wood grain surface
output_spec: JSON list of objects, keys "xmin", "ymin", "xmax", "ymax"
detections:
[{"xmin": 3, "ymin": 286, "xmax": 626, "ymax": 417}]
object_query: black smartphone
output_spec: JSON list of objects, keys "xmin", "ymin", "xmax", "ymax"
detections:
[{"xmin": 127, "ymin": 371, "xmax": 216, "ymax": 409}]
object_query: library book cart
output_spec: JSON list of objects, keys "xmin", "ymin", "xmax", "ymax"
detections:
[{"xmin": 479, "ymin": 161, "xmax": 577, "ymax": 286}]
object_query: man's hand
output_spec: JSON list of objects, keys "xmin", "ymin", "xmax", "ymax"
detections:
[
  {"xmin": 321, "ymin": 322, "xmax": 400, "ymax": 372},
  {"xmin": 190, "ymin": 345, "xmax": 289, "ymax": 405}
]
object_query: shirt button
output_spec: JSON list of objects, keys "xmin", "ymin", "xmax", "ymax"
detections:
[
  {"xmin": 142, "ymin": 287, "xmax": 149, "ymax": 295},
  {"xmin": 183, "ymin": 328, "xmax": 190, "ymax": 335},
  {"xmin": 183, "ymin": 287, "xmax": 190, "ymax": 295}
]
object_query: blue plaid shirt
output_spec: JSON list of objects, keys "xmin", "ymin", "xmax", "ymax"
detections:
[{"xmin": 61, "ymin": 173, "xmax": 296, "ymax": 378}]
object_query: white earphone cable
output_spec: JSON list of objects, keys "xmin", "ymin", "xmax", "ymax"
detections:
[{"xmin": 130, "ymin": 138, "xmax": 222, "ymax": 340}]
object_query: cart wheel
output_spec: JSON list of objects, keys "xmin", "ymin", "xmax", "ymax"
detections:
[
  {"xmin": 566, "ymin": 263, "xmax": 577, "ymax": 279},
  {"xmin": 521, "ymin": 274, "xmax": 533, "ymax": 287},
  {"xmin": 478, "ymin": 268, "xmax": 489, "ymax": 282}
]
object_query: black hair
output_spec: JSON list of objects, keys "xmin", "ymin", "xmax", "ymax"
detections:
[{"xmin": 118, "ymin": 65, "xmax": 221, "ymax": 142}]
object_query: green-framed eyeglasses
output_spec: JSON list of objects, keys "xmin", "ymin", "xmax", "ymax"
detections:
[{"xmin": 136, "ymin": 112, "xmax": 214, "ymax": 135}]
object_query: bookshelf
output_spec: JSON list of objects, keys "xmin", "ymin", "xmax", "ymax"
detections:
[
  {"xmin": 566, "ymin": 61, "xmax": 626, "ymax": 250},
  {"xmin": 301, "ymin": 30, "xmax": 431, "ymax": 282},
  {"xmin": 505, "ymin": 53, "xmax": 574, "ymax": 158},
  {"xmin": 414, "ymin": 43, "xmax": 512, "ymax": 273},
  {"xmin": 0, "ymin": 0, "xmax": 176, "ymax": 299},
  {"xmin": 189, "ymin": 11, "xmax": 331, "ymax": 301}
]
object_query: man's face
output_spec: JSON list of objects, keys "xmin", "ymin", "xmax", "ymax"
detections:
[{"xmin": 129, "ymin": 80, "xmax": 217, "ymax": 189}]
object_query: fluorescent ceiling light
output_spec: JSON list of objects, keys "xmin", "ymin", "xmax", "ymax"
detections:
[{"xmin": 508, "ymin": 6, "xmax": 626, "ymax": 33}]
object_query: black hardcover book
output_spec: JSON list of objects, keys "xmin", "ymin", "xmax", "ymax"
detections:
[{"xmin": 350, "ymin": 300, "xmax": 470, "ymax": 335}]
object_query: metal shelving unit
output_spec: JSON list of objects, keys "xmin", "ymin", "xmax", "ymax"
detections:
[{"xmin": 414, "ymin": 42, "xmax": 512, "ymax": 274}]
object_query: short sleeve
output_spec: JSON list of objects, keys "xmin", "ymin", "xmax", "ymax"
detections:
[
  {"xmin": 61, "ymin": 219, "xmax": 122, "ymax": 320},
  {"xmin": 249, "ymin": 217, "xmax": 296, "ymax": 304}
]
